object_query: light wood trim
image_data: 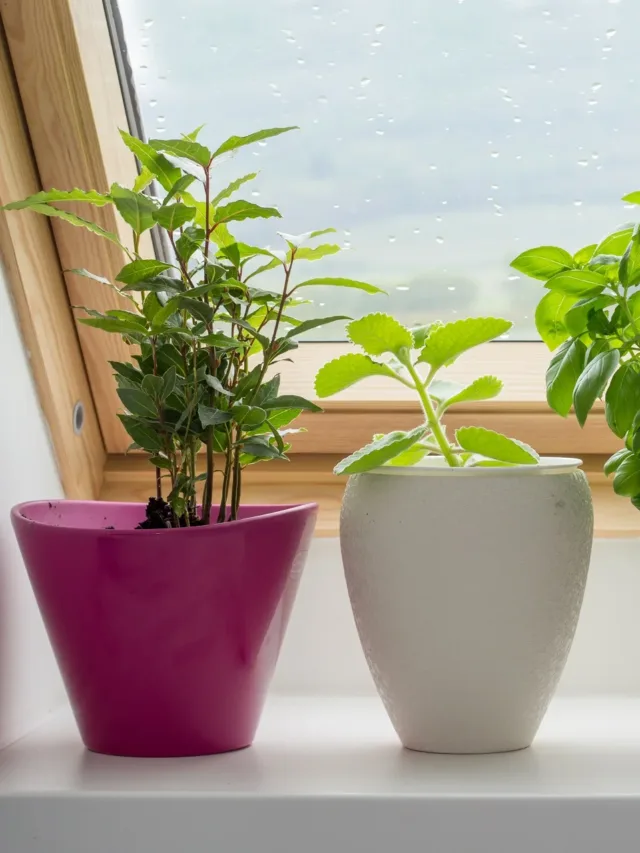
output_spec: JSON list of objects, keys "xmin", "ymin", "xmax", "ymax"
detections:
[
  {"xmin": 1, "ymin": 0, "xmax": 151, "ymax": 452},
  {"xmin": 101, "ymin": 454, "xmax": 640, "ymax": 539},
  {"xmin": 0, "ymin": 20, "xmax": 104, "ymax": 498}
]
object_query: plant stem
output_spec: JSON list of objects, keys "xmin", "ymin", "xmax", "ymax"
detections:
[
  {"xmin": 404, "ymin": 361, "xmax": 459, "ymax": 467},
  {"xmin": 217, "ymin": 431, "xmax": 232, "ymax": 523},
  {"xmin": 201, "ymin": 428, "xmax": 214, "ymax": 525},
  {"xmin": 230, "ymin": 443, "xmax": 241, "ymax": 522}
]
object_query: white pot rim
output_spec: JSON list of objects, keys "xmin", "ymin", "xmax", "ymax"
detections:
[{"xmin": 363, "ymin": 456, "xmax": 584, "ymax": 477}]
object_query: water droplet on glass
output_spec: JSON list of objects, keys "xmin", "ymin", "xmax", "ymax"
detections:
[
  {"xmin": 375, "ymin": 24, "xmax": 385, "ymax": 33},
  {"xmin": 371, "ymin": 40, "xmax": 382, "ymax": 47},
  {"xmin": 155, "ymin": 127, "xmax": 166, "ymax": 134},
  {"xmin": 273, "ymin": 91, "xmax": 282, "ymax": 98},
  {"xmin": 514, "ymin": 116, "xmax": 522, "ymax": 123},
  {"xmin": 574, "ymin": 200, "xmax": 583, "ymax": 207},
  {"xmin": 606, "ymin": 28, "xmax": 617, "ymax": 38},
  {"xmin": 527, "ymin": 64, "xmax": 537, "ymax": 71},
  {"xmin": 297, "ymin": 58, "xmax": 305, "ymax": 65},
  {"xmin": 251, "ymin": 190, "xmax": 260, "ymax": 197},
  {"xmin": 588, "ymin": 98, "xmax": 598, "ymax": 106},
  {"xmin": 503, "ymin": 94, "xmax": 513, "ymax": 102},
  {"xmin": 361, "ymin": 77, "xmax": 371, "ymax": 87},
  {"xmin": 375, "ymin": 129, "xmax": 384, "ymax": 136},
  {"xmin": 388, "ymin": 235, "xmax": 396, "ymax": 243},
  {"xmin": 490, "ymin": 151, "xmax": 500, "ymax": 158},
  {"xmin": 356, "ymin": 94, "xmax": 367, "ymax": 101},
  {"xmin": 149, "ymin": 99, "xmax": 157, "ymax": 107},
  {"xmin": 435, "ymin": 215, "xmax": 443, "ymax": 223},
  {"xmin": 257, "ymin": 140, "xmax": 268, "ymax": 148},
  {"xmin": 592, "ymin": 82, "xmax": 603, "ymax": 91},
  {"xmin": 364, "ymin": 198, "xmax": 371, "ymax": 203},
  {"xmin": 312, "ymin": 4, "xmax": 320, "ymax": 10},
  {"xmin": 507, "ymin": 274, "xmax": 520, "ymax": 281},
  {"xmin": 143, "ymin": 18, "xmax": 154, "ymax": 28},
  {"xmin": 577, "ymin": 159, "xmax": 589, "ymax": 166},
  {"xmin": 396, "ymin": 285, "xmax": 410, "ymax": 291},
  {"xmin": 157, "ymin": 116, "xmax": 165, "ymax": 123},
  {"xmin": 447, "ymin": 286, "xmax": 456, "ymax": 291},
  {"xmin": 318, "ymin": 95, "xmax": 328, "ymax": 104},
  {"xmin": 603, "ymin": 45, "xmax": 613, "ymax": 53},
  {"xmin": 435, "ymin": 236, "xmax": 444, "ymax": 244},
  {"xmin": 139, "ymin": 64, "xmax": 148, "ymax": 70}
]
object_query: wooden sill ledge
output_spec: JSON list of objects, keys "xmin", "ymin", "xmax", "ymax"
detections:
[{"xmin": 100, "ymin": 454, "xmax": 640, "ymax": 539}]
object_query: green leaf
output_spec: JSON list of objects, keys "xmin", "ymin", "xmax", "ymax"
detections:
[
  {"xmin": 564, "ymin": 295, "xmax": 615, "ymax": 338},
  {"xmin": 619, "ymin": 226, "xmax": 640, "ymax": 287},
  {"xmin": 212, "ymin": 126, "xmax": 298, "ymax": 159},
  {"xmin": 261, "ymin": 408, "xmax": 301, "ymax": 430},
  {"xmin": 284, "ymin": 315, "xmax": 349, "ymax": 339},
  {"xmin": 385, "ymin": 444, "xmax": 429, "ymax": 467},
  {"xmin": 604, "ymin": 448, "xmax": 633, "ymax": 477},
  {"xmin": 574, "ymin": 243, "xmax": 597, "ymax": 265},
  {"xmin": 534, "ymin": 291, "xmax": 580, "ymax": 350},
  {"xmin": 334, "ymin": 425, "xmax": 428, "ymax": 475},
  {"xmin": 545, "ymin": 338, "xmax": 587, "ymax": 417},
  {"xmin": 79, "ymin": 315, "xmax": 146, "ymax": 335},
  {"xmin": 162, "ymin": 174, "xmax": 197, "ymax": 207},
  {"xmin": 199, "ymin": 333, "xmax": 247, "ymax": 349},
  {"xmin": 214, "ymin": 199, "xmax": 281, "ymax": 225},
  {"xmin": 439, "ymin": 375, "xmax": 503, "ymax": 409},
  {"xmin": 315, "ymin": 353, "xmax": 399, "ymax": 397},
  {"xmin": 293, "ymin": 276, "xmax": 385, "ymax": 295},
  {"xmin": 427, "ymin": 379, "xmax": 463, "ymax": 402},
  {"xmin": 133, "ymin": 167, "xmax": 154, "ymax": 194},
  {"xmin": 262, "ymin": 395, "xmax": 322, "ymax": 412},
  {"xmin": 67, "ymin": 268, "xmax": 111, "ymax": 286},
  {"xmin": 110, "ymin": 361, "xmax": 143, "ymax": 384},
  {"xmin": 117, "ymin": 387, "xmax": 157, "ymax": 417},
  {"xmin": 231, "ymin": 404, "xmax": 267, "ymax": 428},
  {"xmin": 119, "ymin": 274, "xmax": 183, "ymax": 294},
  {"xmin": 149, "ymin": 137, "xmax": 212, "ymax": 167},
  {"xmin": 605, "ymin": 362, "xmax": 640, "ymax": 438},
  {"xmin": 177, "ymin": 296, "xmax": 214, "ymax": 324},
  {"xmin": 596, "ymin": 226, "xmax": 634, "ymax": 256},
  {"xmin": 110, "ymin": 184, "xmax": 158, "ymax": 233},
  {"xmin": 417, "ymin": 317, "xmax": 511, "ymax": 368},
  {"xmin": 291, "ymin": 244, "xmax": 341, "ymax": 262},
  {"xmin": 622, "ymin": 191, "xmax": 640, "ymax": 205},
  {"xmin": 510, "ymin": 246, "xmax": 574, "ymax": 280},
  {"xmin": 455, "ymin": 426, "xmax": 539, "ymax": 464},
  {"xmin": 573, "ymin": 349, "xmax": 620, "ymax": 427},
  {"xmin": 198, "ymin": 404, "xmax": 233, "ymax": 427},
  {"xmin": 116, "ymin": 259, "xmax": 174, "ymax": 285},
  {"xmin": 241, "ymin": 438, "xmax": 285, "ymax": 460},
  {"xmin": 119, "ymin": 415, "xmax": 164, "ymax": 452},
  {"xmin": 162, "ymin": 367, "xmax": 177, "ymax": 400},
  {"xmin": 141, "ymin": 373, "xmax": 164, "ymax": 397},
  {"xmin": 175, "ymin": 226, "xmax": 205, "ymax": 262},
  {"xmin": 204, "ymin": 374, "xmax": 233, "ymax": 396},
  {"xmin": 347, "ymin": 313, "xmax": 412, "ymax": 357},
  {"xmin": 152, "ymin": 203, "xmax": 196, "ymax": 231},
  {"xmin": 545, "ymin": 269, "xmax": 606, "ymax": 296},
  {"xmin": 26, "ymin": 203, "xmax": 127, "ymax": 251},
  {"xmin": 212, "ymin": 173, "xmax": 258, "ymax": 206},
  {"xmin": 2, "ymin": 187, "xmax": 112, "ymax": 210},
  {"xmin": 613, "ymin": 455, "xmax": 640, "ymax": 496},
  {"xmin": 119, "ymin": 131, "xmax": 181, "ymax": 191},
  {"xmin": 142, "ymin": 292, "xmax": 162, "ymax": 322}
]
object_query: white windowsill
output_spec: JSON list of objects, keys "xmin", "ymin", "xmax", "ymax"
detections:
[{"xmin": 2, "ymin": 696, "xmax": 640, "ymax": 853}]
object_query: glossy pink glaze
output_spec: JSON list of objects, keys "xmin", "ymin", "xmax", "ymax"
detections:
[{"xmin": 11, "ymin": 501, "xmax": 317, "ymax": 757}]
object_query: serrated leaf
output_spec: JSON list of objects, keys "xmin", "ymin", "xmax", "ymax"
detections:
[
  {"xmin": 596, "ymin": 226, "xmax": 634, "ymax": 256},
  {"xmin": 149, "ymin": 137, "xmax": 212, "ymax": 167},
  {"xmin": 417, "ymin": 317, "xmax": 511, "ymax": 368},
  {"xmin": 315, "ymin": 352, "xmax": 399, "ymax": 397},
  {"xmin": 613, "ymin": 454, "xmax": 640, "ymax": 496},
  {"xmin": 534, "ymin": 290, "xmax": 579, "ymax": 350},
  {"xmin": 262, "ymin": 395, "xmax": 322, "ymax": 412},
  {"xmin": 133, "ymin": 167, "xmax": 154, "ymax": 193},
  {"xmin": 455, "ymin": 426, "xmax": 539, "ymax": 464},
  {"xmin": 214, "ymin": 199, "xmax": 281, "ymax": 225},
  {"xmin": 347, "ymin": 313, "xmax": 412, "ymax": 357},
  {"xmin": 26, "ymin": 203, "xmax": 127, "ymax": 251},
  {"xmin": 427, "ymin": 379, "xmax": 463, "ymax": 402},
  {"xmin": 212, "ymin": 173, "xmax": 258, "ymax": 206},
  {"xmin": 152, "ymin": 202, "xmax": 196, "ymax": 231},
  {"xmin": 117, "ymin": 387, "xmax": 157, "ymax": 417},
  {"xmin": 385, "ymin": 444, "xmax": 429, "ymax": 467},
  {"xmin": 163, "ymin": 174, "xmax": 196, "ymax": 206},
  {"xmin": 604, "ymin": 448, "xmax": 633, "ymax": 477},
  {"xmin": 335, "ymin": 425, "xmax": 428, "ymax": 475},
  {"xmin": 116, "ymin": 259, "xmax": 174, "ymax": 285},
  {"xmin": 212, "ymin": 126, "xmax": 298, "ymax": 159},
  {"xmin": 544, "ymin": 268, "xmax": 606, "ymax": 296},
  {"xmin": 573, "ymin": 349, "xmax": 620, "ymax": 427},
  {"xmin": 440, "ymin": 375, "xmax": 503, "ymax": 409},
  {"xmin": 110, "ymin": 184, "xmax": 158, "ymax": 233},
  {"xmin": 510, "ymin": 245, "xmax": 574, "ymax": 280},
  {"xmin": 119, "ymin": 131, "xmax": 181, "ymax": 191},
  {"xmin": 293, "ymin": 276, "xmax": 385, "ymax": 295},
  {"xmin": 411, "ymin": 323, "xmax": 442, "ymax": 349},
  {"xmin": 2, "ymin": 187, "xmax": 112, "ymax": 210},
  {"xmin": 605, "ymin": 362, "xmax": 640, "ymax": 438},
  {"xmin": 546, "ymin": 338, "xmax": 587, "ymax": 417}
]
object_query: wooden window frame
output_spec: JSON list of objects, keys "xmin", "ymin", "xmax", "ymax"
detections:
[{"xmin": 0, "ymin": 0, "xmax": 636, "ymax": 536}]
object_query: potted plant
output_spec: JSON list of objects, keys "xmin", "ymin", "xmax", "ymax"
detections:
[
  {"xmin": 315, "ymin": 313, "xmax": 594, "ymax": 753},
  {"xmin": 4, "ymin": 125, "xmax": 381, "ymax": 757},
  {"xmin": 511, "ymin": 196, "xmax": 640, "ymax": 509}
]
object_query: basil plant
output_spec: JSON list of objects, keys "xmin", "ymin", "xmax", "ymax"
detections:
[
  {"xmin": 2, "ymin": 125, "xmax": 382, "ymax": 527},
  {"xmin": 314, "ymin": 313, "xmax": 540, "ymax": 473},
  {"xmin": 512, "ymin": 195, "xmax": 640, "ymax": 508}
]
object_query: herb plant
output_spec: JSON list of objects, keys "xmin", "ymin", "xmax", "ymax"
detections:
[
  {"xmin": 2, "ymin": 125, "xmax": 382, "ymax": 526},
  {"xmin": 314, "ymin": 313, "xmax": 540, "ymax": 473},
  {"xmin": 511, "ymin": 195, "xmax": 640, "ymax": 508}
]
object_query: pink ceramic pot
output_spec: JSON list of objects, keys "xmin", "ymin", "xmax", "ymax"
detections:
[{"xmin": 11, "ymin": 500, "xmax": 316, "ymax": 757}]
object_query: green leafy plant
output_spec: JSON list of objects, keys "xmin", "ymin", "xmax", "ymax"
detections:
[
  {"xmin": 2, "ymin": 125, "xmax": 383, "ymax": 526},
  {"xmin": 511, "ymin": 195, "xmax": 640, "ymax": 508},
  {"xmin": 314, "ymin": 313, "xmax": 540, "ymax": 473}
]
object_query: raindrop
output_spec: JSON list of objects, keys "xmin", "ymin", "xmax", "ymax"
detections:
[
  {"xmin": 375, "ymin": 24, "xmax": 385, "ymax": 33},
  {"xmin": 447, "ymin": 286, "xmax": 456, "ymax": 291},
  {"xmin": 429, "ymin": 164, "xmax": 438, "ymax": 171},
  {"xmin": 592, "ymin": 82, "xmax": 602, "ymax": 91},
  {"xmin": 297, "ymin": 58, "xmax": 306, "ymax": 65},
  {"xmin": 491, "ymin": 184, "xmax": 499, "ymax": 190},
  {"xmin": 574, "ymin": 200, "xmax": 583, "ymax": 207},
  {"xmin": 544, "ymin": 120, "xmax": 552, "ymax": 125},
  {"xmin": 503, "ymin": 94, "xmax": 513, "ymax": 102},
  {"xmin": 157, "ymin": 116, "xmax": 166, "ymax": 123},
  {"xmin": 141, "ymin": 38, "xmax": 150, "ymax": 47},
  {"xmin": 155, "ymin": 127, "xmax": 166, "ymax": 134},
  {"xmin": 312, "ymin": 4, "xmax": 320, "ymax": 10},
  {"xmin": 514, "ymin": 116, "xmax": 522, "ymax": 123},
  {"xmin": 149, "ymin": 99, "xmax": 157, "ymax": 107},
  {"xmin": 375, "ymin": 130, "xmax": 385, "ymax": 135},
  {"xmin": 413, "ymin": 228, "xmax": 420, "ymax": 235},
  {"xmin": 388, "ymin": 235, "xmax": 396, "ymax": 243},
  {"xmin": 606, "ymin": 28, "xmax": 617, "ymax": 38},
  {"xmin": 269, "ymin": 82, "xmax": 278, "ymax": 89},
  {"xmin": 388, "ymin": 118, "xmax": 395, "ymax": 123},
  {"xmin": 333, "ymin": 204, "xmax": 340, "ymax": 209},
  {"xmin": 139, "ymin": 64, "xmax": 148, "ymax": 70},
  {"xmin": 542, "ymin": 9, "xmax": 551, "ymax": 16},
  {"xmin": 273, "ymin": 91, "xmax": 282, "ymax": 98},
  {"xmin": 318, "ymin": 95, "xmax": 328, "ymax": 104},
  {"xmin": 251, "ymin": 190, "xmax": 261, "ymax": 197},
  {"xmin": 435, "ymin": 236, "xmax": 444, "ymax": 244},
  {"xmin": 436, "ymin": 216, "xmax": 443, "ymax": 223},
  {"xmin": 577, "ymin": 159, "xmax": 589, "ymax": 166},
  {"xmin": 507, "ymin": 274, "xmax": 520, "ymax": 281},
  {"xmin": 588, "ymin": 99, "xmax": 598, "ymax": 106},
  {"xmin": 364, "ymin": 198, "xmax": 371, "ymax": 203},
  {"xmin": 258, "ymin": 140, "xmax": 268, "ymax": 146},
  {"xmin": 371, "ymin": 40, "xmax": 382, "ymax": 47},
  {"xmin": 592, "ymin": 152, "xmax": 599, "ymax": 160},
  {"xmin": 490, "ymin": 151, "xmax": 500, "ymax": 158},
  {"xmin": 343, "ymin": 243, "xmax": 351, "ymax": 249},
  {"xmin": 527, "ymin": 64, "xmax": 537, "ymax": 71},
  {"xmin": 356, "ymin": 94, "xmax": 367, "ymax": 101},
  {"xmin": 143, "ymin": 18, "xmax": 154, "ymax": 28},
  {"xmin": 396, "ymin": 285, "xmax": 410, "ymax": 291},
  {"xmin": 210, "ymin": 45, "xmax": 218, "ymax": 52},
  {"xmin": 360, "ymin": 77, "xmax": 371, "ymax": 87}
]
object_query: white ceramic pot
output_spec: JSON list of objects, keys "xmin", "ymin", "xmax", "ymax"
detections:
[{"xmin": 340, "ymin": 458, "xmax": 593, "ymax": 754}]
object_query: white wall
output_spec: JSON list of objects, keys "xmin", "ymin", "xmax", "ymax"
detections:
[
  {"xmin": 0, "ymin": 266, "xmax": 65, "ymax": 749},
  {"xmin": 273, "ymin": 537, "xmax": 640, "ymax": 698}
]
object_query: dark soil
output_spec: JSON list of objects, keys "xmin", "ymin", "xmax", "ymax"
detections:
[{"xmin": 136, "ymin": 497, "xmax": 206, "ymax": 530}]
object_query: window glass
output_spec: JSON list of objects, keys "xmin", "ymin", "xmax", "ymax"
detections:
[{"xmin": 115, "ymin": 0, "xmax": 636, "ymax": 339}]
